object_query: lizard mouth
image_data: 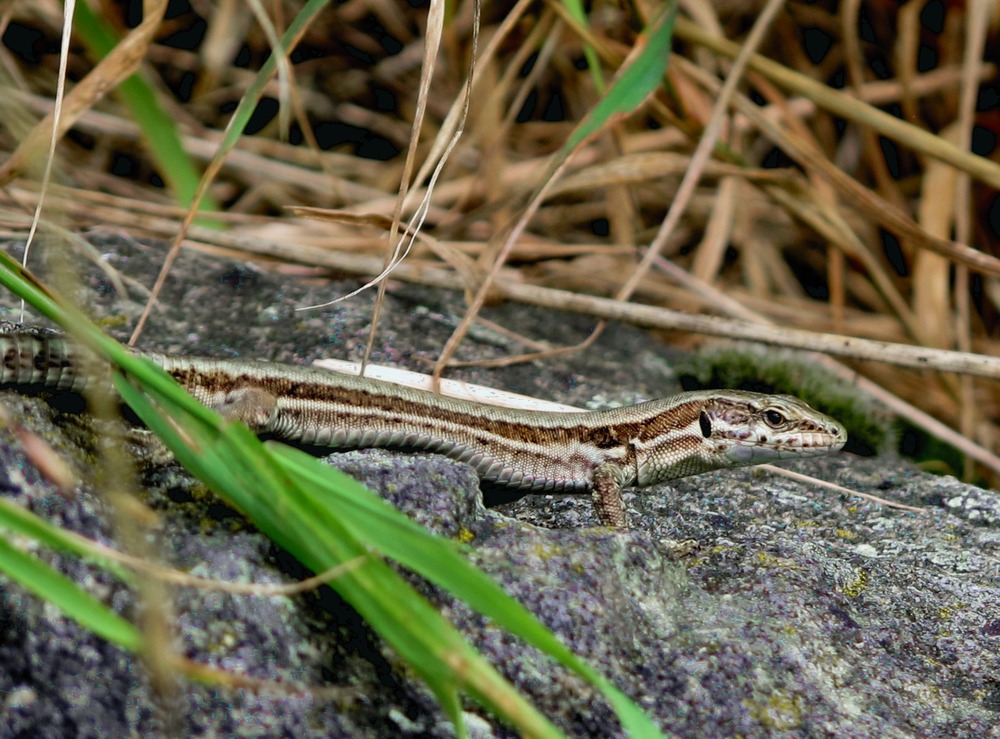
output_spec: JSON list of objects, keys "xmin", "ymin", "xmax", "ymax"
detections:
[{"xmin": 726, "ymin": 430, "xmax": 847, "ymax": 464}]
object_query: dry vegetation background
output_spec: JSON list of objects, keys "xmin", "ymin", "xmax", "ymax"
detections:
[{"xmin": 1, "ymin": 0, "xmax": 999, "ymax": 481}]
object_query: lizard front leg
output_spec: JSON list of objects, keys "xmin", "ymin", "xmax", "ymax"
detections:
[
  {"xmin": 212, "ymin": 386, "xmax": 280, "ymax": 433},
  {"xmin": 591, "ymin": 463, "xmax": 632, "ymax": 530}
]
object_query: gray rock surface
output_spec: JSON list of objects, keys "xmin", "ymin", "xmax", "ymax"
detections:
[{"xmin": 0, "ymin": 235, "xmax": 997, "ymax": 737}]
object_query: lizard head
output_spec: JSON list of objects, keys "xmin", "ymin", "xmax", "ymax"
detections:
[
  {"xmin": 699, "ymin": 391, "xmax": 847, "ymax": 465},
  {"xmin": 632, "ymin": 390, "xmax": 847, "ymax": 486}
]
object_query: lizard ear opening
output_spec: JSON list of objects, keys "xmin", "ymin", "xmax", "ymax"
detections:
[{"xmin": 699, "ymin": 410, "xmax": 712, "ymax": 438}]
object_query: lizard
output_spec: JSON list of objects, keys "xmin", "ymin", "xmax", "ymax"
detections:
[{"xmin": 0, "ymin": 325, "xmax": 847, "ymax": 528}]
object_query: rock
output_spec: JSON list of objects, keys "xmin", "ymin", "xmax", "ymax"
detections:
[{"xmin": 1, "ymin": 235, "xmax": 997, "ymax": 737}]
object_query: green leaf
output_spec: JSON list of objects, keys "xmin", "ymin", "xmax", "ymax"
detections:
[
  {"xmin": 565, "ymin": 6, "xmax": 676, "ymax": 152},
  {"xmin": 0, "ymin": 535, "xmax": 142, "ymax": 651}
]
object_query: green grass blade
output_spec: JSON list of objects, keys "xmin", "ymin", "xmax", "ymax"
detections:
[
  {"xmin": 113, "ymin": 375, "xmax": 565, "ymax": 738},
  {"xmin": 113, "ymin": 375, "xmax": 657, "ymax": 735},
  {"xmin": 270, "ymin": 444, "xmax": 661, "ymax": 735},
  {"xmin": 0, "ymin": 535, "xmax": 142, "ymax": 650},
  {"xmin": 178, "ymin": 0, "xmax": 332, "ymax": 219},
  {"xmin": 69, "ymin": 1, "xmax": 218, "ymax": 214},
  {"xmin": 0, "ymin": 497, "xmax": 133, "ymax": 583},
  {"xmin": 561, "ymin": 0, "xmax": 604, "ymax": 93},
  {"xmin": 565, "ymin": 5, "xmax": 676, "ymax": 152}
]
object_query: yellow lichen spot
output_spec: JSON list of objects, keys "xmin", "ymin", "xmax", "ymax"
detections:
[
  {"xmin": 834, "ymin": 529, "xmax": 857, "ymax": 539},
  {"xmin": 744, "ymin": 689, "xmax": 804, "ymax": 730},
  {"xmin": 841, "ymin": 568, "xmax": 868, "ymax": 598},
  {"xmin": 755, "ymin": 550, "xmax": 797, "ymax": 569},
  {"xmin": 96, "ymin": 315, "xmax": 130, "ymax": 329},
  {"xmin": 756, "ymin": 551, "xmax": 781, "ymax": 567},
  {"xmin": 937, "ymin": 602, "xmax": 965, "ymax": 622},
  {"xmin": 456, "ymin": 527, "xmax": 474, "ymax": 544},
  {"xmin": 532, "ymin": 543, "xmax": 560, "ymax": 561}
]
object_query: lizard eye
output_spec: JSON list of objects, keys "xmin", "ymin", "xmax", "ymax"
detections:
[{"xmin": 764, "ymin": 409, "xmax": 785, "ymax": 427}]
